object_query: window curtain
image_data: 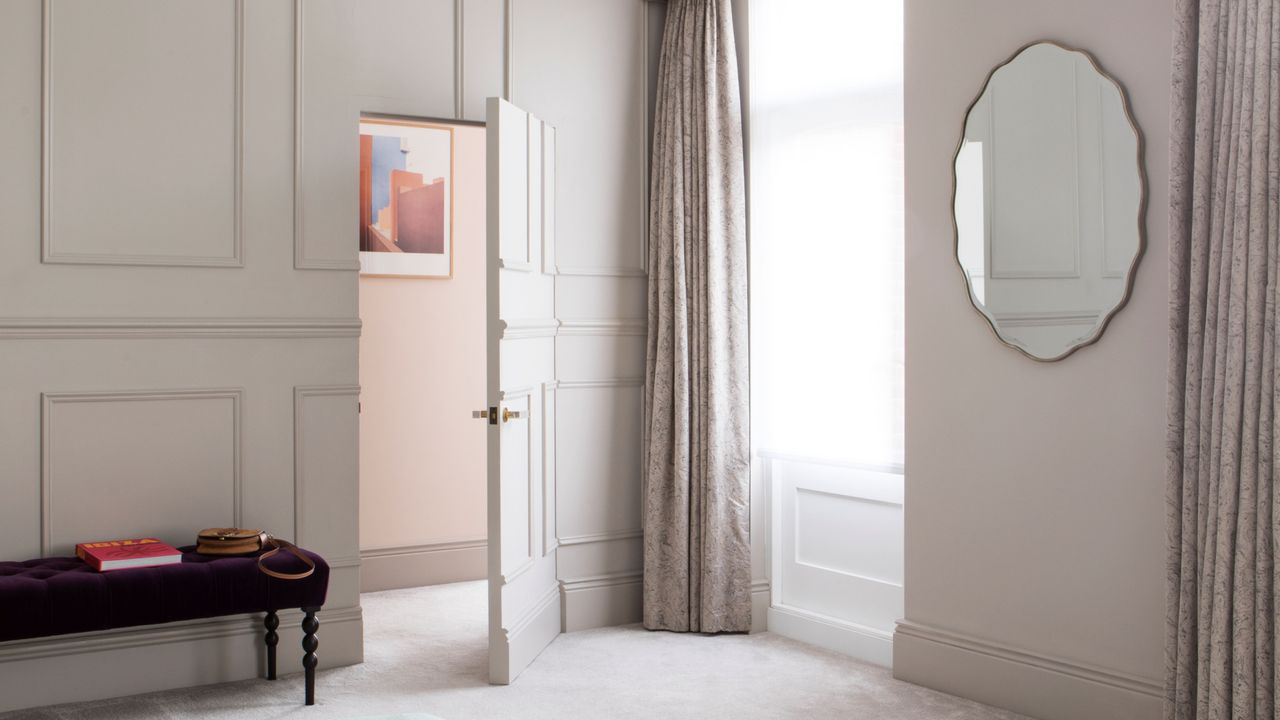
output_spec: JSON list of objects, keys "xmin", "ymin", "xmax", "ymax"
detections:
[
  {"xmin": 643, "ymin": 0, "xmax": 751, "ymax": 633},
  {"xmin": 1167, "ymin": 0, "xmax": 1280, "ymax": 717}
]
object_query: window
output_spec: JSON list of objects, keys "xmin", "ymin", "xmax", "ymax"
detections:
[{"xmin": 749, "ymin": 0, "xmax": 905, "ymax": 470}]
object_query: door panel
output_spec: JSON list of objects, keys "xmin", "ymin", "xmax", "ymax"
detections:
[{"xmin": 487, "ymin": 97, "xmax": 561, "ymax": 684}]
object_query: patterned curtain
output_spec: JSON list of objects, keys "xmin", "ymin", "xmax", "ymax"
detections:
[
  {"xmin": 1167, "ymin": 0, "xmax": 1280, "ymax": 717},
  {"xmin": 643, "ymin": 0, "xmax": 751, "ymax": 633}
]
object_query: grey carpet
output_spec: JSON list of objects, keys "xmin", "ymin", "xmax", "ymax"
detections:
[{"xmin": 5, "ymin": 581, "xmax": 1028, "ymax": 719}]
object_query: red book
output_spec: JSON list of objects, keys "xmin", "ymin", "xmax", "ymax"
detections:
[{"xmin": 75, "ymin": 538, "xmax": 182, "ymax": 572}]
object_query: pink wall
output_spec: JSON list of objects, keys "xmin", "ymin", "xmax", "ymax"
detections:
[{"xmin": 359, "ymin": 124, "xmax": 486, "ymax": 551}]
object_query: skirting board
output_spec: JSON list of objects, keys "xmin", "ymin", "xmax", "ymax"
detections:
[
  {"xmin": 557, "ymin": 575, "xmax": 767, "ymax": 633},
  {"xmin": 893, "ymin": 620, "xmax": 1161, "ymax": 720},
  {"xmin": 560, "ymin": 572, "xmax": 641, "ymax": 632},
  {"xmin": 750, "ymin": 580, "xmax": 769, "ymax": 633},
  {"xmin": 767, "ymin": 604, "xmax": 893, "ymax": 668},
  {"xmin": 360, "ymin": 539, "xmax": 487, "ymax": 593},
  {"xmin": 0, "ymin": 606, "xmax": 363, "ymax": 714},
  {"xmin": 492, "ymin": 584, "xmax": 561, "ymax": 684}
]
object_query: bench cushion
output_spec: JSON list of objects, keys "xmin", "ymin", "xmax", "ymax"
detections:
[{"xmin": 0, "ymin": 547, "xmax": 328, "ymax": 643}]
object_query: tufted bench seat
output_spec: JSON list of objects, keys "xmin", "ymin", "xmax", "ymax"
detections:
[{"xmin": 0, "ymin": 547, "xmax": 329, "ymax": 705}]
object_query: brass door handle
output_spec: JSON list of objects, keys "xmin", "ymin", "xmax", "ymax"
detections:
[{"xmin": 502, "ymin": 408, "xmax": 522, "ymax": 423}]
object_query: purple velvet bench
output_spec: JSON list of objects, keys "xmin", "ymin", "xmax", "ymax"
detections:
[{"xmin": 0, "ymin": 547, "xmax": 329, "ymax": 706}]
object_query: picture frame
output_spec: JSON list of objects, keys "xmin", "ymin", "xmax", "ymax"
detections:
[{"xmin": 358, "ymin": 115, "xmax": 455, "ymax": 278}]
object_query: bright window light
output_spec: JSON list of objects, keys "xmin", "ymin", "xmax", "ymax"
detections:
[{"xmin": 749, "ymin": 0, "xmax": 904, "ymax": 470}]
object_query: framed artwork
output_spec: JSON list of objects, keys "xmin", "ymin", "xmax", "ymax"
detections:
[{"xmin": 358, "ymin": 116, "xmax": 454, "ymax": 278}]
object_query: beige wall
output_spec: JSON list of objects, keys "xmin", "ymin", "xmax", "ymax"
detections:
[
  {"xmin": 0, "ymin": 0, "xmax": 652, "ymax": 712},
  {"xmin": 515, "ymin": 0, "xmax": 657, "ymax": 631},
  {"xmin": 359, "ymin": 124, "xmax": 488, "ymax": 590},
  {"xmin": 0, "ymin": 0, "xmax": 364, "ymax": 712},
  {"xmin": 896, "ymin": 2, "xmax": 1172, "ymax": 719}
]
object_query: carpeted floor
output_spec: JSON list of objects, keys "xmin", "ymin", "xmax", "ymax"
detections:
[{"xmin": 3, "ymin": 582, "xmax": 1028, "ymax": 719}]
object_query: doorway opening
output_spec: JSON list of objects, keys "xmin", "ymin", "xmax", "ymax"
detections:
[
  {"xmin": 355, "ymin": 114, "xmax": 490, "ymax": 646},
  {"xmin": 355, "ymin": 99, "xmax": 564, "ymax": 686}
]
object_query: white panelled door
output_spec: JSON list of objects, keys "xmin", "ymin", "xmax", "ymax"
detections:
[{"xmin": 485, "ymin": 97, "xmax": 561, "ymax": 684}]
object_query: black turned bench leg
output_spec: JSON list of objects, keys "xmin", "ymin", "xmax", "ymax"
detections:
[
  {"xmin": 301, "ymin": 607, "xmax": 320, "ymax": 706},
  {"xmin": 264, "ymin": 611, "xmax": 279, "ymax": 680}
]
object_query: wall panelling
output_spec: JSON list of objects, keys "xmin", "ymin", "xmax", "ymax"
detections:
[{"xmin": 0, "ymin": 0, "xmax": 654, "ymax": 709}]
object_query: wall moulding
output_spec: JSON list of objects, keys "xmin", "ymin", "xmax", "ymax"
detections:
[
  {"xmin": 554, "ymin": 265, "xmax": 647, "ymax": 278},
  {"xmin": 559, "ymin": 569, "xmax": 641, "ymax": 593},
  {"xmin": 500, "ymin": 320, "xmax": 648, "ymax": 339},
  {"xmin": 360, "ymin": 538, "xmax": 486, "ymax": 592},
  {"xmin": 556, "ymin": 319, "xmax": 647, "ymax": 336},
  {"xmin": 361, "ymin": 537, "xmax": 486, "ymax": 559},
  {"xmin": 501, "ymin": 319, "xmax": 560, "ymax": 340},
  {"xmin": 555, "ymin": 378, "xmax": 644, "ymax": 390},
  {"xmin": 557, "ymin": 529, "xmax": 642, "ymax": 546},
  {"xmin": 0, "ymin": 317, "xmax": 362, "ymax": 340},
  {"xmin": 894, "ymin": 620, "xmax": 1162, "ymax": 699},
  {"xmin": 0, "ymin": 605, "xmax": 362, "ymax": 665},
  {"xmin": 770, "ymin": 603, "xmax": 893, "ymax": 667}
]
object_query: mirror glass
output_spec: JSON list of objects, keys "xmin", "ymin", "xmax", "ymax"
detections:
[{"xmin": 954, "ymin": 42, "xmax": 1144, "ymax": 360}]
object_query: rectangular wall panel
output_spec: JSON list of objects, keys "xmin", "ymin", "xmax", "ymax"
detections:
[
  {"xmin": 555, "ymin": 383, "xmax": 642, "ymax": 541},
  {"xmin": 768, "ymin": 455, "xmax": 903, "ymax": 667},
  {"xmin": 44, "ymin": 0, "xmax": 242, "ymax": 266},
  {"xmin": 795, "ymin": 488, "xmax": 903, "ymax": 586},
  {"xmin": 1, "ymin": 0, "xmax": 355, "ymax": 322},
  {"xmin": 512, "ymin": 0, "xmax": 646, "ymax": 273},
  {"xmin": 555, "ymin": 334, "xmax": 645, "ymax": 381},
  {"xmin": 556, "ymin": 536, "xmax": 642, "ymax": 580},
  {"xmin": 42, "ymin": 389, "xmax": 241, "ymax": 554},
  {"xmin": 297, "ymin": 0, "xmax": 455, "ymax": 270},
  {"xmin": 462, "ymin": 0, "xmax": 506, "ymax": 121},
  {"xmin": 294, "ymin": 386, "xmax": 360, "ymax": 565}
]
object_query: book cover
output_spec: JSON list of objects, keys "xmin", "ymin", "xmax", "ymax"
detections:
[{"xmin": 74, "ymin": 538, "xmax": 183, "ymax": 572}]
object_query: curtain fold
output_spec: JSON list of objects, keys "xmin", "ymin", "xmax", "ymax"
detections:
[
  {"xmin": 1167, "ymin": 0, "xmax": 1280, "ymax": 717},
  {"xmin": 643, "ymin": 0, "xmax": 751, "ymax": 633}
]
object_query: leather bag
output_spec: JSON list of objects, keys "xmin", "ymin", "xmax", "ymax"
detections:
[{"xmin": 196, "ymin": 528, "xmax": 316, "ymax": 580}]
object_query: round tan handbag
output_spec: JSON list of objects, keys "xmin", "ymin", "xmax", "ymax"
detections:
[{"xmin": 196, "ymin": 528, "xmax": 316, "ymax": 580}]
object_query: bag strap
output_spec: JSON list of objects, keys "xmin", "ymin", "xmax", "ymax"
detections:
[{"xmin": 257, "ymin": 535, "xmax": 316, "ymax": 581}]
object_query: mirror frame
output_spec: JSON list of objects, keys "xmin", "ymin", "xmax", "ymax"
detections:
[{"xmin": 950, "ymin": 40, "xmax": 1148, "ymax": 362}]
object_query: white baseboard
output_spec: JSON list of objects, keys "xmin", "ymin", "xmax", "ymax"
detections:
[
  {"xmin": 360, "ymin": 538, "xmax": 486, "ymax": 592},
  {"xmin": 0, "ymin": 605, "xmax": 363, "ymax": 714},
  {"xmin": 559, "ymin": 571, "xmax": 642, "ymax": 632},
  {"xmin": 767, "ymin": 604, "xmax": 892, "ymax": 667},
  {"xmin": 893, "ymin": 620, "xmax": 1161, "ymax": 720},
  {"xmin": 750, "ymin": 579, "xmax": 770, "ymax": 633}
]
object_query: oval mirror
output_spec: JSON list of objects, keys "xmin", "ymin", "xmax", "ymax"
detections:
[{"xmin": 953, "ymin": 42, "xmax": 1145, "ymax": 361}]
